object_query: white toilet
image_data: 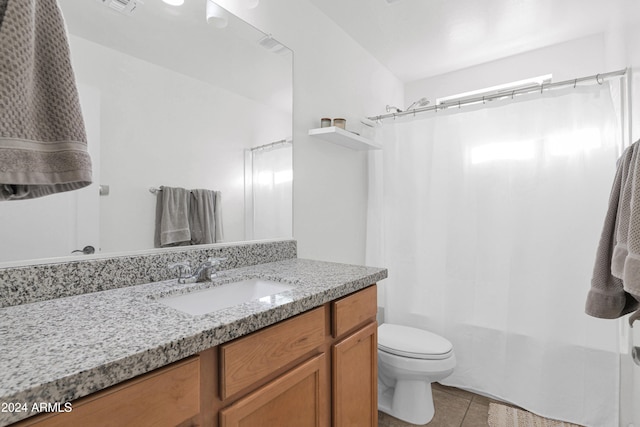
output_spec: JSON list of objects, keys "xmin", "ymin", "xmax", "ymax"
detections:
[{"xmin": 377, "ymin": 323, "xmax": 456, "ymax": 425}]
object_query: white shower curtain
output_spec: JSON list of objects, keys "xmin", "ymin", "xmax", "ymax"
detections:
[
  {"xmin": 366, "ymin": 84, "xmax": 623, "ymax": 426},
  {"xmin": 246, "ymin": 143, "xmax": 293, "ymax": 240}
]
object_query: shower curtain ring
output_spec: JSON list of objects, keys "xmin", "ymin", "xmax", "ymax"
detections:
[
  {"xmin": 540, "ymin": 83, "xmax": 544, "ymax": 94},
  {"xmin": 482, "ymin": 96, "xmax": 485, "ymax": 104},
  {"xmin": 596, "ymin": 74, "xmax": 603, "ymax": 85},
  {"xmin": 458, "ymin": 101, "xmax": 461, "ymax": 109},
  {"xmin": 511, "ymin": 90, "xmax": 515, "ymax": 99},
  {"xmin": 573, "ymin": 78, "xmax": 577, "ymax": 89}
]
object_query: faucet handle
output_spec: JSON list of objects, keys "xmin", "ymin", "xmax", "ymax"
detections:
[
  {"xmin": 168, "ymin": 261, "xmax": 191, "ymax": 277},
  {"xmin": 204, "ymin": 257, "xmax": 227, "ymax": 279}
]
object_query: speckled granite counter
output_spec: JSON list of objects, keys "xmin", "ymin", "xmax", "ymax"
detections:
[{"xmin": 0, "ymin": 258, "xmax": 386, "ymax": 426}]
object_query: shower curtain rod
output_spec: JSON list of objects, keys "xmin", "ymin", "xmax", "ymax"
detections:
[
  {"xmin": 368, "ymin": 68, "xmax": 628, "ymax": 122},
  {"xmin": 250, "ymin": 139, "xmax": 292, "ymax": 152}
]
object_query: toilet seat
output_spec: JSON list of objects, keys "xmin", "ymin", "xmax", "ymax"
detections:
[{"xmin": 378, "ymin": 323, "xmax": 453, "ymax": 360}]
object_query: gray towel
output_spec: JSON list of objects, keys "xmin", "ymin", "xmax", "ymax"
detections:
[
  {"xmin": 189, "ymin": 189, "xmax": 216, "ymax": 245},
  {"xmin": 611, "ymin": 144, "xmax": 638, "ymax": 277},
  {"xmin": 214, "ymin": 190, "xmax": 224, "ymax": 243},
  {"xmin": 622, "ymin": 144, "xmax": 640, "ymax": 298},
  {"xmin": 189, "ymin": 190, "xmax": 224, "ymax": 244},
  {"xmin": 0, "ymin": 0, "xmax": 92, "ymax": 200},
  {"xmin": 155, "ymin": 187, "xmax": 191, "ymax": 247},
  {"xmin": 586, "ymin": 142, "xmax": 640, "ymax": 318}
]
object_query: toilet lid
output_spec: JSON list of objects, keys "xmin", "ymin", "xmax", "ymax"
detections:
[{"xmin": 378, "ymin": 323, "xmax": 453, "ymax": 360}]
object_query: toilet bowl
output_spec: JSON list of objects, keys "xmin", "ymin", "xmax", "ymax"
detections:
[{"xmin": 378, "ymin": 323, "xmax": 456, "ymax": 425}]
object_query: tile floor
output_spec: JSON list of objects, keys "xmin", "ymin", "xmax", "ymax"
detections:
[{"xmin": 378, "ymin": 383, "xmax": 500, "ymax": 427}]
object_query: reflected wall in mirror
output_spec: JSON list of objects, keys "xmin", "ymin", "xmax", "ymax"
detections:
[{"xmin": 0, "ymin": 0, "xmax": 293, "ymax": 264}]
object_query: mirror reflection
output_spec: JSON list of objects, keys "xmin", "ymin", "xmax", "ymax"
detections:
[{"xmin": 0, "ymin": 0, "xmax": 293, "ymax": 264}]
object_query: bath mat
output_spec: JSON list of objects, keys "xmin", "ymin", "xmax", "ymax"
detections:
[{"xmin": 488, "ymin": 403, "xmax": 584, "ymax": 427}]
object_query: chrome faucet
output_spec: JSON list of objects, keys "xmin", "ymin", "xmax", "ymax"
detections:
[{"xmin": 168, "ymin": 257, "xmax": 227, "ymax": 284}]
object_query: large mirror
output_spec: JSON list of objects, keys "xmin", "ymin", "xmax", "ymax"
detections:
[{"xmin": 0, "ymin": 0, "xmax": 293, "ymax": 265}]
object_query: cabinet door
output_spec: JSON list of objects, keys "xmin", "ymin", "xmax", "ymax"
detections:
[
  {"xmin": 332, "ymin": 322, "xmax": 377, "ymax": 427},
  {"xmin": 219, "ymin": 353, "xmax": 328, "ymax": 427},
  {"xmin": 15, "ymin": 357, "xmax": 200, "ymax": 427},
  {"xmin": 220, "ymin": 307, "xmax": 326, "ymax": 399}
]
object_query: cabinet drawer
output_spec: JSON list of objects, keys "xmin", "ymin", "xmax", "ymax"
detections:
[
  {"xmin": 220, "ymin": 307, "xmax": 327, "ymax": 399},
  {"xmin": 331, "ymin": 285, "xmax": 377, "ymax": 338},
  {"xmin": 16, "ymin": 357, "xmax": 200, "ymax": 427},
  {"xmin": 219, "ymin": 353, "xmax": 328, "ymax": 427}
]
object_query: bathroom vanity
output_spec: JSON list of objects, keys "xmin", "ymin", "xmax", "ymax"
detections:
[{"xmin": 0, "ymin": 243, "xmax": 386, "ymax": 427}]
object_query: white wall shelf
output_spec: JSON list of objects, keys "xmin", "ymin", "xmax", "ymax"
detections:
[{"xmin": 308, "ymin": 126, "xmax": 381, "ymax": 151}]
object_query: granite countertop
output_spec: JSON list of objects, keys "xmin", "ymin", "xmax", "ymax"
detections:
[{"xmin": 0, "ymin": 258, "xmax": 387, "ymax": 426}]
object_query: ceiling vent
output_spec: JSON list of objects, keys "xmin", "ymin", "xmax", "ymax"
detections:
[{"xmin": 95, "ymin": 0, "xmax": 140, "ymax": 15}]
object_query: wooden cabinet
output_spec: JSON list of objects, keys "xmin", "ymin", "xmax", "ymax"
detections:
[
  {"xmin": 215, "ymin": 305, "xmax": 331, "ymax": 427},
  {"xmin": 14, "ymin": 357, "xmax": 201, "ymax": 427},
  {"xmin": 219, "ymin": 307, "xmax": 327, "ymax": 400},
  {"xmin": 332, "ymin": 285, "xmax": 377, "ymax": 338},
  {"xmin": 219, "ymin": 354, "xmax": 328, "ymax": 427},
  {"xmin": 332, "ymin": 322, "xmax": 378, "ymax": 426},
  {"xmin": 217, "ymin": 285, "xmax": 378, "ymax": 427},
  {"xmin": 331, "ymin": 285, "xmax": 378, "ymax": 427},
  {"xmin": 11, "ymin": 285, "xmax": 378, "ymax": 427}
]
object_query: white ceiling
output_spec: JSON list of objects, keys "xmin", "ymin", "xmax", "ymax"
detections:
[
  {"xmin": 307, "ymin": 0, "xmax": 639, "ymax": 83},
  {"xmin": 58, "ymin": 0, "xmax": 292, "ymax": 113}
]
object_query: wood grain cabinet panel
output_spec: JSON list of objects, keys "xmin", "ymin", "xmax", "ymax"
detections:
[
  {"xmin": 219, "ymin": 353, "xmax": 328, "ymax": 427},
  {"xmin": 219, "ymin": 307, "xmax": 326, "ymax": 399},
  {"xmin": 331, "ymin": 285, "xmax": 377, "ymax": 338},
  {"xmin": 332, "ymin": 321, "xmax": 378, "ymax": 427},
  {"xmin": 15, "ymin": 357, "xmax": 200, "ymax": 427}
]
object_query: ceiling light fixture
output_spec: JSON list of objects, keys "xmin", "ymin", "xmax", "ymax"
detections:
[
  {"xmin": 206, "ymin": 1, "xmax": 228, "ymax": 28},
  {"xmin": 162, "ymin": 0, "xmax": 184, "ymax": 6},
  {"xmin": 96, "ymin": 0, "xmax": 140, "ymax": 14}
]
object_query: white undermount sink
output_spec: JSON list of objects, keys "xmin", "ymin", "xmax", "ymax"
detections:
[{"xmin": 157, "ymin": 278, "xmax": 294, "ymax": 316}]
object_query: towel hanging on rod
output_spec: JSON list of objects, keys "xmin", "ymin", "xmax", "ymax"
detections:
[
  {"xmin": 153, "ymin": 186, "xmax": 224, "ymax": 246},
  {"xmin": 0, "ymin": 0, "xmax": 92, "ymax": 200},
  {"xmin": 586, "ymin": 140, "xmax": 640, "ymax": 320}
]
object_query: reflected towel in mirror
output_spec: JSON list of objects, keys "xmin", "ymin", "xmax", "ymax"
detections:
[
  {"xmin": 155, "ymin": 186, "xmax": 191, "ymax": 247},
  {"xmin": 190, "ymin": 189, "xmax": 223, "ymax": 244},
  {"xmin": 154, "ymin": 187, "xmax": 224, "ymax": 247}
]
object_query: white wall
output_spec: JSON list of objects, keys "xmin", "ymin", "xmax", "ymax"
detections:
[
  {"xmin": 69, "ymin": 36, "xmax": 291, "ymax": 253},
  {"xmin": 214, "ymin": 0, "xmax": 404, "ymax": 265}
]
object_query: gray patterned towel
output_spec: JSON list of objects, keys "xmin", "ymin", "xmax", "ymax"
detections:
[
  {"xmin": 586, "ymin": 141, "xmax": 640, "ymax": 319},
  {"xmin": 0, "ymin": 0, "xmax": 92, "ymax": 200}
]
